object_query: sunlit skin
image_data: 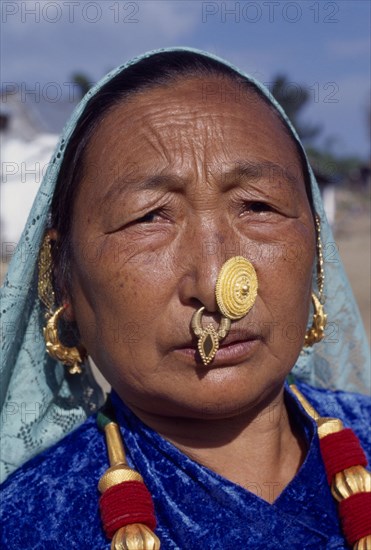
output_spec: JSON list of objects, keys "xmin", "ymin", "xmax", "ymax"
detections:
[{"xmin": 62, "ymin": 76, "xmax": 316, "ymax": 502}]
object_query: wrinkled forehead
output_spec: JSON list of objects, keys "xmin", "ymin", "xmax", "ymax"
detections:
[
  {"xmin": 96, "ymin": 73, "xmax": 295, "ymax": 134},
  {"xmin": 91, "ymin": 76, "xmax": 296, "ymax": 152},
  {"xmin": 85, "ymin": 74, "xmax": 302, "ymax": 173}
]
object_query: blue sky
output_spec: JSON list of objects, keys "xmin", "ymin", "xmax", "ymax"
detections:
[{"xmin": 2, "ymin": 0, "xmax": 370, "ymax": 158}]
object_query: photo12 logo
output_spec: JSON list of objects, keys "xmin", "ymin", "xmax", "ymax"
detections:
[
  {"xmin": 201, "ymin": 2, "xmax": 340, "ymax": 24},
  {"xmin": 1, "ymin": 1, "xmax": 140, "ymax": 24}
]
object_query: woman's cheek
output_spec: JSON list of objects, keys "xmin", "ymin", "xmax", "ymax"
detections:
[{"xmin": 255, "ymin": 238, "xmax": 313, "ymax": 332}]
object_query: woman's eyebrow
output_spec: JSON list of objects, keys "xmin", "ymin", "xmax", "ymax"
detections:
[
  {"xmin": 100, "ymin": 160, "xmax": 301, "ymax": 206},
  {"xmin": 223, "ymin": 160, "xmax": 302, "ymax": 188},
  {"xmin": 101, "ymin": 173, "xmax": 186, "ymax": 205}
]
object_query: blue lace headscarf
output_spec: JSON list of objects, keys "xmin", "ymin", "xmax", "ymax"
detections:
[{"xmin": 1, "ymin": 48, "xmax": 369, "ymax": 483}]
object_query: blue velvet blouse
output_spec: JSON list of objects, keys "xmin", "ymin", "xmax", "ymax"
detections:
[{"xmin": 1, "ymin": 382, "xmax": 370, "ymax": 549}]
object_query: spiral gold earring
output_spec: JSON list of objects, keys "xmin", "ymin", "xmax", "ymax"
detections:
[
  {"xmin": 304, "ymin": 215, "xmax": 327, "ymax": 347},
  {"xmin": 43, "ymin": 305, "xmax": 85, "ymax": 374},
  {"xmin": 191, "ymin": 256, "xmax": 258, "ymax": 366},
  {"xmin": 38, "ymin": 234, "xmax": 85, "ymax": 374}
]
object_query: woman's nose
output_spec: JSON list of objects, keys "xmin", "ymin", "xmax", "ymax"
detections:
[{"xmin": 177, "ymin": 229, "xmax": 227, "ymax": 313}]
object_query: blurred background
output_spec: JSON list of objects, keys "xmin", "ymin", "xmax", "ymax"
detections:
[{"xmin": 1, "ymin": 0, "xmax": 370, "ymax": 342}]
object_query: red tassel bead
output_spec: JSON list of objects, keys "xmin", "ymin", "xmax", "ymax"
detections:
[
  {"xmin": 319, "ymin": 429, "xmax": 367, "ymax": 484},
  {"xmin": 99, "ymin": 480, "xmax": 156, "ymax": 539}
]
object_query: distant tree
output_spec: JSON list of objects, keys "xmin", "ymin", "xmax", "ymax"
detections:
[
  {"xmin": 71, "ymin": 73, "xmax": 93, "ymax": 99},
  {"xmin": 367, "ymin": 99, "xmax": 371, "ymax": 158},
  {"xmin": 271, "ymin": 74, "xmax": 322, "ymax": 143}
]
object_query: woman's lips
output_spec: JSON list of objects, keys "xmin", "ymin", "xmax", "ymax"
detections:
[{"xmin": 173, "ymin": 337, "xmax": 261, "ymax": 367}]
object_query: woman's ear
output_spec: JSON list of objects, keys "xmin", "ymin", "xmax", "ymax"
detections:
[
  {"xmin": 62, "ymin": 301, "xmax": 76, "ymax": 323},
  {"xmin": 46, "ymin": 228, "xmax": 76, "ymax": 323}
]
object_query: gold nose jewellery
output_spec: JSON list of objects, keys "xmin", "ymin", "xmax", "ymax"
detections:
[{"xmin": 191, "ymin": 256, "xmax": 258, "ymax": 366}]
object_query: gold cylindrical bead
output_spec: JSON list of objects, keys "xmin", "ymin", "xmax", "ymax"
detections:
[
  {"xmin": 105, "ymin": 422, "xmax": 127, "ymax": 466},
  {"xmin": 98, "ymin": 465, "xmax": 143, "ymax": 493},
  {"xmin": 317, "ymin": 417, "xmax": 344, "ymax": 438},
  {"xmin": 290, "ymin": 385, "xmax": 320, "ymax": 421}
]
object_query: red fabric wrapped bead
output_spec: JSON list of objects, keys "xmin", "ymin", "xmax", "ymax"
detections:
[
  {"xmin": 319, "ymin": 428, "xmax": 367, "ymax": 484},
  {"xmin": 339, "ymin": 492, "xmax": 371, "ymax": 545},
  {"xmin": 99, "ymin": 480, "xmax": 157, "ymax": 539}
]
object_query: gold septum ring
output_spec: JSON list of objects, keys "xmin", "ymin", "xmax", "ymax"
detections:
[{"xmin": 191, "ymin": 256, "xmax": 258, "ymax": 366}]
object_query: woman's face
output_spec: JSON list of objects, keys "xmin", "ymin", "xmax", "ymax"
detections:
[{"xmin": 67, "ymin": 75, "xmax": 315, "ymax": 419}]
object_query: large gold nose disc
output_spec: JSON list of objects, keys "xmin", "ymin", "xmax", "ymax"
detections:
[{"xmin": 215, "ymin": 256, "xmax": 258, "ymax": 320}]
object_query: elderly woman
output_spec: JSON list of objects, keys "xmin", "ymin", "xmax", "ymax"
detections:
[{"xmin": 0, "ymin": 49, "xmax": 370, "ymax": 549}]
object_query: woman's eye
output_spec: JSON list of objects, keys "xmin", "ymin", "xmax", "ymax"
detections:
[
  {"xmin": 136, "ymin": 210, "xmax": 164, "ymax": 224},
  {"xmin": 244, "ymin": 202, "xmax": 273, "ymax": 214}
]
